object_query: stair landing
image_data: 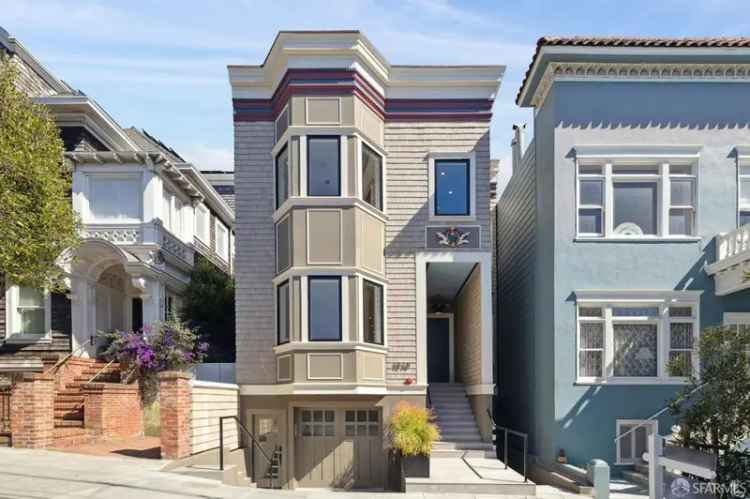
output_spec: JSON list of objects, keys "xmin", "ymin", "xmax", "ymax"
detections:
[{"xmin": 405, "ymin": 453, "xmax": 536, "ymax": 495}]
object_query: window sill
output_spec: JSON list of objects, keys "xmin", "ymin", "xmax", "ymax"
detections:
[
  {"xmin": 429, "ymin": 215, "xmax": 477, "ymax": 223},
  {"xmin": 273, "ymin": 197, "xmax": 388, "ymax": 224},
  {"xmin": 575, "ymin": 377, "xmax": 691, "ymax": 386},
  {"xmin": 273, "ymin": 341, "xmax": 387, "ymax": 355},
  {"xmin": 3, "ymin": 335, "xmax": 52, "ymax": 345},
  {"xmin": 574, "ymin": 236, "xmax": 701, "ymax": 243}
]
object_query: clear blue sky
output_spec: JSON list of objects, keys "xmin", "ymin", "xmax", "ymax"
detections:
[{"xmin": 5, "ymin": 0, "xmax": 750, "ymax": 178}]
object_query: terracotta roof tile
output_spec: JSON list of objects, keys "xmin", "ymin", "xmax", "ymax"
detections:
[{"xmin": 517, "ymin": 36, "xmax": 750, "ymax": 105}]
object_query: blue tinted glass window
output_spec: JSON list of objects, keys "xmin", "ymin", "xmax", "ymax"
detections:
[
  {"xmin": 308, "ymin": 137, "xmax": 340, "ymax": 196},
  {"xmin": 277, "ymin": 281, "xmax": 290, "ymax": 344},
  {"xmin": 309, "ymin": 277, "xmax": 341, "ymax": 341},
  {"xmin": 435, "ymin": 160, "xmax": 470, "ymax": 216}
]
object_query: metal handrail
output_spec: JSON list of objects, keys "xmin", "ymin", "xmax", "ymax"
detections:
[
  {"xmin": 86, "ymin": 359, "xmax": 115, "ymax": 384},
  {"xmin": 613, "ymin": 382, "xmax": 708, "ymax": 443},
  {"xmin": 47, "ymin": 339, "xmax": 92, "ymax": 374},
  {"xmin": 219, "ymin": 415, "xmax": 274, "ymax": 470},
  {"xmin": 487, "ymin": 409, "xmax": 528, "ymax": 482}
]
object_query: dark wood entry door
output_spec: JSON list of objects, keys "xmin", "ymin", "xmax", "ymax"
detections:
[{"xmin": 427, "ymin": 317, "xmax": 450, "ymax": 383}]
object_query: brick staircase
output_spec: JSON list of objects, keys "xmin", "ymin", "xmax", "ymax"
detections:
[{"xmin": 52, "ymin": 359, "xmax": 121, "ymax": 447}]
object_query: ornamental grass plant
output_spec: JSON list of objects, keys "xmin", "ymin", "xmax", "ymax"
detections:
[{"xmin": 388, "ymin": 401, "xmax": 440, "ymax": 457}]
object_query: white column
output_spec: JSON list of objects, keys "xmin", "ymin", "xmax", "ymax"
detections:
[
  {"xmin": 69, "ymin": 276, "xmax": 90, "ymax": 355},
  {"xmin": 141, "ymin": 278, "xmax": 165, "ymax": 328}
]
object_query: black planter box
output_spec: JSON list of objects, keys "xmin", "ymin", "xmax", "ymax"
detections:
[{"xmin": 402, "ymin": 453, "xmax": 430, "ymax": 478}]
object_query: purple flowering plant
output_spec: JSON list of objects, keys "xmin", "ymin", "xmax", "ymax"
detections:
[{"xmin": 100, "ymin": 320, "xmax": 207, "ymax": 401}]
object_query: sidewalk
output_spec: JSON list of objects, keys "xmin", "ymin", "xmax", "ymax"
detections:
[{"xmin": 0, "ymin": 447, "xmax": 645, "ymax": 499}]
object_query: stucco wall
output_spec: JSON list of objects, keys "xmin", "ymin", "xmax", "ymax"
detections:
[
  {"xmin": 547, "ymin": 80, "xmax": 750, "ymax": 466},
  {"xmin": 190, "ymin": 380, "xmax": 239, "ymax": 454},
  {"xmin": 384, "ymin": 121, "xmax": 491, "ymax": 384}
]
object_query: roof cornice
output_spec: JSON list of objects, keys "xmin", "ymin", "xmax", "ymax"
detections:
[
  {"xmin": 524, "ymin": 60, "xmax": 750, "ymax": 108},
  {"xmin": 34, "ymin": 95, "xmax": 139, "ymax": 151},
  {"xmin": 228, "ymin": 31, "xmax": 504, "ymax": 101},
  {"xmin": 178, "ymin": 165, "xmax": 235, "ymax": 226}
]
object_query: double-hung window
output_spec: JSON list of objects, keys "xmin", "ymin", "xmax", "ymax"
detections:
[
  {"xmin": 576, "ymin": 162, "xmax": 696, "ymax": 239},
  {"xmin": 89, "ymin": 175, "xmax": 141, "ymax": 221},
  {"xmin": 215, "ymin": 222, "xmax": 229, "ymax": 262},
  {"xmin": 307, "ymin": 136, "xmax": 340, "ymax": 197},
  {"xmin": 739, "ymin": 164, "xmax": 750, "ymax": 226},
  {"xmin": 576, "ymin": 293, "xmax": 699, "ymax": 383},
  {"xmin": 362, "ymin": 279, "xmax": 383, "ymax": 345},
  {"xmin": 362, "ymin": 143, "xmax": 383, "ymax": 211},
  {"xmin": 195, "ymin": 204, "xmax": 210, "ymax": 244},
  {"xmin": 308, "ymin": 277, "xmax": 341, "ymax": 341},
  {"xmin": 5, "ymin": 285, "xmax": 50, "ymax": 341},
  {"xmin": 276, "ymin": 144, "xmax": 289, "ymax": 209}
]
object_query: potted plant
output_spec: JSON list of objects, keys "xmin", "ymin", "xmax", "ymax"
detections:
[{"xmin": 388, "ymin": 401, "xmax": 440, "ymax": 479}]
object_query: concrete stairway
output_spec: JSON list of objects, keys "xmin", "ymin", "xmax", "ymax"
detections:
[
  {"xmin": 429, "ymin": 383, "xmax": 493, "ymax": 454},
  {"xmin": 52, "ymin": 359, "xmax": 121, "ymax": 447}
]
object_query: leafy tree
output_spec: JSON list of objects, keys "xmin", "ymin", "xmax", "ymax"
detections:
[
  {"xmin": 0, "ymin": 56, "xmax": 78, "ymax": 290},
  {"xmin": 669, "ymin": 326, "xmax": 750, "ymax": 494},
  {"xmin": 180, "ymin": 257, "xmax": 235, "ymax": 362}
]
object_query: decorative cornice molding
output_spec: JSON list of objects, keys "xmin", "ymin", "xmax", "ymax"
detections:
[
  {"xmin": 531, "ymin": 62, "xmax": 750, "ymax": 107},
  {"xmin": 233, "ymin": 69, "xmax": 494, "ymax": 123}
]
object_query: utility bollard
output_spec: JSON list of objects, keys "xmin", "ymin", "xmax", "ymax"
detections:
[{"xmin": 587, "ymin": 459, "xmax": 610, "ymax": 499}]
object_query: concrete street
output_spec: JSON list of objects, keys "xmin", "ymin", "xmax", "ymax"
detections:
[{"xmin": 0, "ymin": 447, "xmax": 645, "ymax": 499}]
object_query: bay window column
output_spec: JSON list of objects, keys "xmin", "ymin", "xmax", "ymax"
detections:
[
  {"xmin": 603, "ymin": 162, "xmax": 613, "ymax": 238},
  {"xmin": 659, "ymin": 162, "xmax": 670, "ymax": 237},
  {"xmin": 139, "ymin": 278, "xmax": 166, "ymax": 328}
]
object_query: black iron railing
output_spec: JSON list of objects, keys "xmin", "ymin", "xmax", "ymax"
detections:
[
  {"xmin": 487, "ymin": 408, "xmax": 528, "ymax": 482},
  {"xmin": 218, "ymin": 415, "xmax": 282, "ymax": 489}
]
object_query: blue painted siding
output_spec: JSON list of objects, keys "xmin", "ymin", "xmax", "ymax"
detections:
[{"xmin": 500, "ymin": 79, "xmax": 750, "ymax": 469}]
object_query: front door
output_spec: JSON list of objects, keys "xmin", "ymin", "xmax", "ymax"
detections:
[
  {"xmin": 427, "ymin": 317, "xmax": 450, "ymax": 383},
  {"xmin": 252, "ymin": 412, "xmax": 282, "ymax": 488}
]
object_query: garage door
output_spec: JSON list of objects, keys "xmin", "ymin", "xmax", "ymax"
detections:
[{"xmin": 295, "ymin": 408, "xmax": 385, "ymax": 489}]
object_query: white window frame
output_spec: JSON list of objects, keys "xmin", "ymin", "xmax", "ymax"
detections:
[
  {"xmin": 4, "ymin": 285, "xmax": 52, "ymax": 343},
  {"xmin": 737, "ymin": 156, "xmax": 750, "ymax": 227},
  {"xmin": 575, "ymin": 290, "xmax": 701, "ymax": 385},
  {"xmin": 302, "ymin": 135, "xmax": 346, "ymax": 198},
  {"xmin": 359, "ymin": 275, "xmax": 388, "ymax": 348},
  {"xmin": 215, "ymin": 222, "xmax": 229, "ymax": 262},
  {"xmin": 616, "ymin": 419, "xmax": 657, "ymax": 465},
  {"xmin": 87, "ymin": 173, "xmax": 143, "ymax": 223},
  {"xmin": 722, "ymin": 313, "xmax": 750, "ymax": 359},
  {"xmin": 194, "ymin": 203, "xmax": 210, "ymax": 244},
  {"xmin": 428, "ymin": 152, "xmax": 476, "ymax": 222},
  {"xmin": 574, "ymin": 146, "xmax": 700, "ymax": 241}
]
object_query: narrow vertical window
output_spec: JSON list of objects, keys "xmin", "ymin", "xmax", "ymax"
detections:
[
  {"xmin": 363, "ymin": 279, "xmax": 383, "ymax": 345},
  {"xmin": 668, "ymin": 306, "xmax": 695, "ymax": 377},
  {"xmin": 277, "ymin": 281, "xmax": 290, "ymax": 345},
  {"xmin": 578, "ymin": 165, "xmax": 604, "ymax": 236},
  {"xmin": 307, "ymin": 136, "xmax": 340, "ymax": 197},
  {"xmin": 308, "ymin": 277, "xmax": 341, "ymax": 341},
  {"xmin": 362, "ymin": 144, "xmax": 383, "ymax": 210},
  {"xmin": 669, "ymin": 165, "xmax": 695, "ymax": 236},
  {"xmin": 434, "ymin": 159, "xmax": 470, "ymax": 216},
  {"xmin": 276, "ymin": 144, "xmax": 289, "ymax": 209},
  {"xmin": 740, "ymin": 164, "xmax": 750, "ymax": 226}
]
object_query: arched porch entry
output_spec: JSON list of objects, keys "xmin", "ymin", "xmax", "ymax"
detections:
[{"xmin": 64, "ymin": 239, "xmax": 163, "ymax": 358}]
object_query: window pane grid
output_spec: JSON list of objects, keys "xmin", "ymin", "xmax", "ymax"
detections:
[{"xmin": 300, "ymin": 409, "xmax": 335, "ymax": 438}]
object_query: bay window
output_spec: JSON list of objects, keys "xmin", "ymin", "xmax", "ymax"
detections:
[
  {"xmin": 308, "ymin": 276, "xmax": 341, "ymax": 341},
  {"xmin": 576, "ymin": 162, "xmax": 696, "ymax": 238},
  {"xmin": 362, "ymin": 279, "xmax": 383, "ymax": 345},
  {"xmin": 162, "ymin": 188, "xmax": 184, "ymax": 237},
  {"xmin": 576, "ymin": 293, "xmax": 699, "ymax": 383},
  {"xmin": 215, "ymin": 222, "xmax": 229, "ymax": 262},
  {"xmin": 277, "ymin": 280, "xmax": 290, "ymax": 345},
  {"xmin": 362, "ymin": 143, "xmax": 383, "ymax": 211},
  {"xmin": 307, "ymin": 136, "xmax": 340, "ymax": 197},
  {"xmin": 276, "ymin": 144, "xmax": 289, "ymax": 209},
  {"xmin": 89, "ymin": 175, "xmax": 141, "ymax": 221},
  {"xmin": 195, "ymin": 204, "xmax": 210, "ymax": 244}
]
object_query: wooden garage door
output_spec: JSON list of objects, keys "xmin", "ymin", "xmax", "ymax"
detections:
[{"xmin": 295, "ymin": 408, "xmax": 385, "ymax": 489}]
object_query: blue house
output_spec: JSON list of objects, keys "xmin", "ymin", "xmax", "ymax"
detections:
[{"xmin": 497, "ymin": 37, "xmax": 750, "ymax": 472}]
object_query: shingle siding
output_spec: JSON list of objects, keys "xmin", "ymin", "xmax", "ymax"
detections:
[
  {"xmin": 234, "ymin": 122, "xmax": 276, "ymax": 385},
  {"xmin": 8, "ymin": 53, "xmax": 58, "ymax": 97},
  {"xmin": 454, "ymin": 266, "xmax": 482, "ymax": 385},
  {"xmin": 384, "ymin": 121, "xmax": 492, "ymax": 383}
]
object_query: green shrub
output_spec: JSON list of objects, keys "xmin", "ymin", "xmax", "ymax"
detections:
[{"xmin": 388, "ymin": 401, "xmax": 440, "ymax": 457}]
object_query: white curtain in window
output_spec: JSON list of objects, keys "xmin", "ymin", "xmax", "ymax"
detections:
[
  {"xmin": 17, "ymin": 287, "xmax": 45, "ymax": 335},
  {"xmin": 90, "ymin": 177, "xmax": 140, "ymax": 220}
]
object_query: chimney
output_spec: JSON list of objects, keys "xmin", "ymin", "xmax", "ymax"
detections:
[{"xmin": 511, "ymin": 123, "xmax": 526, "ymax": 171}]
